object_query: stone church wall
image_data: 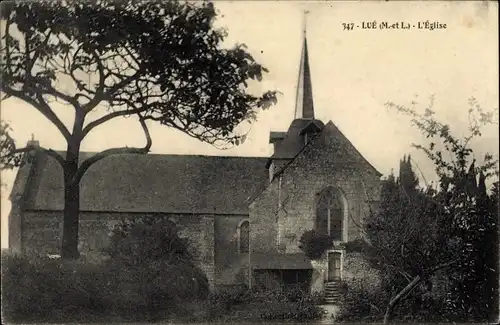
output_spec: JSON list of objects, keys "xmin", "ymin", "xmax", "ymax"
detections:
[
  {"xmin": 250, "ymin": 125, "xmax": 382, "ymax": 290},
  {"xmin": 251, "ymin": 129, "xmax": 381, "ymax": 255},
  {"xmin": 214, "ymin": 215, "xmax": 250, "ymax": 286},
  {"xmin": 19, "ymin": 211, "xmax": 216, "ymax": 286}
]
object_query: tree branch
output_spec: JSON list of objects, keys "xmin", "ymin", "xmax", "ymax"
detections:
[
  {"xmin": 383, "ymin": 258, "xmax": 458, "ymax": 324},
  {"xmin": 2, "ymin": 85, "xmax": 72, "ymax": 141},
  {"xmin": 82, "ymin": 109, "xmax": 140, "ymax": 137},
  {"xmin": 13, "ymin": 145, "xmax": 65, "ymax": 168},
  {"xmin": 27, "ymin": 30, "xmax": 52, "ymax": 75},
  {"xmin": 383, "ymin": 274, "xmax": 422, "ymax": 324},
  {"xmin": 72, "ymin": 115, "xmax": 151, "ymax": 185},
  {"xmin": 82, "ymin": 50, "xmax": 106, "ymax": 113},
  {"xmin": 4, "ymin": 15, "xmax": 13, "ymax": 76}
]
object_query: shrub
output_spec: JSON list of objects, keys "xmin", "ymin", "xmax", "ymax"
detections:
[
  {"xmin": 2, "ymin": 216, "xmax": 210, "ymax": 323},
  {"xmin": 105, "ymin": 216, "xmax": 194, "ymax": 265},
  {"xmin": 99, "ymin": 259, "xmax": 208, "ymax": 321},
  {"xmin": 336, "ymin": 276, "xmax": 456, "ymax": 323},
  {"xmin": 336, "ymin": 278, "xmax": 388, "ymax": 322},
  {"xmin": 298, "ymin": 229, "xmax": 334, "ymax": 260},
  {"xmin": 259, "ymin": 300, "xmax": 323, "ymax": 321},
  {"xmin": 102, "ymin": 216, "xmax": 209, "ymax": 320},
  {"xmin": 210, "ymin": 285, "xmax": 251, "ymax": 307},
  {"xmin": 204, "ymin": 285, "xmax": 323, "ymax": 322},
  {"xmin": 1, "ymin": 252, "xmax": 108, "ymax": 323}
]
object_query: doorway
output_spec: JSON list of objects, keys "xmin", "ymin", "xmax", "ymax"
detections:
[{"xmin": 327, "ymin": 251, "xmax": 342, "ymax": 281}]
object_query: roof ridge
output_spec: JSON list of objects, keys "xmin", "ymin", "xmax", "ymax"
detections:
[{"xmin": 52, "ymin": 151, "xmax": 269, "ymax": 160}]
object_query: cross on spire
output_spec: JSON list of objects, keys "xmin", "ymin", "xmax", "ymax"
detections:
[
  {"xmin": 294, "ymin": 10, "xmax": 315, "ymax": 120},
  {"xmin": 303, "ymin": 10, "xmax": 309, "ymax": 35}
]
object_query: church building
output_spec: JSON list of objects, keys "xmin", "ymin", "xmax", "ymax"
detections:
[{"xmin": 8, "ymin": 31, "xmax": 383, "ymax": 301}]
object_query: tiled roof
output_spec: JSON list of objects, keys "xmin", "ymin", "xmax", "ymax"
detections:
[{"xmin": 21, "ymin": 152, "xmax": 269, "ymax": 215}]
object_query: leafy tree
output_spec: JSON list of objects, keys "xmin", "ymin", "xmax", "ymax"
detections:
[
  {"xmin": 368, "ymin": 98, "xmax": 499, "ymax": 323},
  {"xmin": 362, "ymin": 165, "xmax": 452, "ymax": 323},
  {"xmin": 398, "ymin": 154, "xmax": 418, "ymax": 195},
  {"xmin": 0, "ymin": 120, "xmax": 22, "ymax": 170},
  {"xmin": 0, "ymin": 0, "xmax": 277, "ymax": 258},
  {"xmin": 345, "ymin": 99, "xmax": 498, "ymax": 323}
]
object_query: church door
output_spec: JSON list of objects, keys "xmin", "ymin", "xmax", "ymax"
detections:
[{"xmin": 327, "ymin": 252, "xmax": 342, "ymax": 281}]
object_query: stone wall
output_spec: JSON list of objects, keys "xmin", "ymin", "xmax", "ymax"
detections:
[
  {"xmin": 20, "ymin": 211, "xmax": 216, "ymax": 286},
  {"xmin": 250, "ymin": 123, "xmax": 382, "ymax": 290},
  {"xmin": 214, "ymin": 215, "xmax": 250, "ymax": 286},
  {"xmin": 250, "ymin": 125, "xmax": 381, "ymax": 255}
]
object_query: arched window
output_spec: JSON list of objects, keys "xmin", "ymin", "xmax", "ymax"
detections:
[
  {"xmin": 316, "ymin": 187, "xmax": 345, "ymax": 241},
  {"xmin": 238, "ymin": 220, "xmax": 249, "ymax": 253}
]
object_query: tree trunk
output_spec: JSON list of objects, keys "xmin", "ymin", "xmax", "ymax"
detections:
[
  {"xmin": 383, "ymin": 275, "xmax": 422, "ymax": 324},
  {"xmin": 61, "ymin": 147, "xmax": 80, "ymax": 259}
]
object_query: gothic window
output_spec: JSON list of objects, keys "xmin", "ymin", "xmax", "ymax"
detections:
[
  {"xmin": 238, "ymin": 220, "xmax": 249, "ymax": 253},
  {"xmin": 316, "ymin": 187, "xmax": 345, "ymax": 241}
]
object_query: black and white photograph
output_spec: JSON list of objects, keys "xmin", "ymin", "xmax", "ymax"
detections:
[{"xmin": 0, "ymin": 0, "xmax": 498, "ymax": 323}]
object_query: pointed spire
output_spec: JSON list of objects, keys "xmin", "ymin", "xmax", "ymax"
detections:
[{"xmin": 294, "ymin": 11, "xmax": 315, "ymax": 120}]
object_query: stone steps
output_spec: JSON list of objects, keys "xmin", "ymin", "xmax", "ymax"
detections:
[{"xmin": 323, "ymin": 281, "xmax": 342, "ymax": 305}]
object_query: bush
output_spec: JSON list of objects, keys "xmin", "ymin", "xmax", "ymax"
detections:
[
  {"xmin": 2, "ymin": 216, "xmax": 210, "ymax": 323},
  {"xmin": 336, "ymin": 276, "xmax": 458, "ymax": 323},
  {"xmin": 105, "ymin": 216, "xmax": 194, "ymax": 265},
  {"xmin": 259, "ymin": 300, "xmax": 323, "ymax": 321},
  {"xmin": 336, "ymin": 278, "xmax": 388, "ymax": 322},
  {"xmin": 210, "ymin": 285, "xmax": 252, "ymax": 307},
  {"xmin": 298, "ymin": 229, "xmax": 334, "ymax": 260},
  {"xmin": 204, "ymin": 285, "xmax": 323, "ymax": 322},
  {"xmin": 1, "ymin": 253, "xmax": 109, "ymax": 323},
  {"xmin": 100, "ymin": 260, "xmax": 208, "ymax": 321},
  {"xmin": 102, "ymin": 216, "xmax": 210, "ymax": 320}
]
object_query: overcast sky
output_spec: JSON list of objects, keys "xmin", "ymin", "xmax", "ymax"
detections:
[{"xmin": 1, "ymin": 1, "xmax": 498, "ymax": 248}]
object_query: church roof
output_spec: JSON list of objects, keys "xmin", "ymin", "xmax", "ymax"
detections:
[
  {"xmin": 20, "ymin": 152, "xmax": 269, "ymax": 215},
  {"xmin": 268, "ymin": 118, "xmax": 325, "ymax": 162}
]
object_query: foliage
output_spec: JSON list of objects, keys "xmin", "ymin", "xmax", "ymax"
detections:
[
  {"xmin": 337, "ymin": 276, "xmax": 455, "ymax": 323},
  {"xmin": 337, "ymin": 278, "xmax": 388, "ymax": 322},
  {"xmin": 298, "ymin": 229, "xmax": 334, "ymax": 260},
  {"xmin": 443, "ymin": 177, "xmax": 499, "ymax": 322},
  {"xmin": 1, "ymin": 253, "xmax": 111, "ymax": 323},
  {"xmin": 388, "ymin": 98, "xmax": 499, "ymax": 322},
  {"xmin": 354, "ymin": 98, "xmax": 500, "ymax": 323},
  {"xmin": 101, "ymin": 259, "xmax": 209, "ymax": 321},
  {"xmin": 366, "ymin": 173, "xmax": 446, "ymax": 279},
  {"xmin": 0, "ymin": 0, "xmax": 277, "ymax": 146},
  {"xmin": 0, "ymin": 120, "xmax": 22, "ymax": 170},
  {"xmin": 104, "ymin": 215, "xmax": 210, "ymax": 312},
  {"xmin": 105, "ymin": 216, "xmax": 194, "ymax": 265},
  {"xmin": 205, "ymin": 285, "xmax": 323, "ymax": 322},
  {"xmin": 0, "ymin": 0, "xmax": 277, "ymax": 258},
  {"xmin": 1, "ymin": 216, "xmax": 209, "ymax": 323},
  {"xmin": 258, "ymin": 300, "xmax": 323, "ymax": 321}
]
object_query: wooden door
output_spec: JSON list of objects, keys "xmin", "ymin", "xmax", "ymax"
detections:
[{"xmin": 327, "ymin": 252, "xmax": 342, "ymax": 281}]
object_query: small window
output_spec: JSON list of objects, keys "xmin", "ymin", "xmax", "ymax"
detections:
[{"xmin": 238, "ymin": 220, "xmax": 249, "ymax": 253}]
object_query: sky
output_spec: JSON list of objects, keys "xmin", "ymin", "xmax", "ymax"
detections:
[{"xmin": 1, "ymin": 0, "xmax": 499, "ymax": 248}]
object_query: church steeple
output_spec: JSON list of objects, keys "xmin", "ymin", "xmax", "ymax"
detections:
[
  {"xmin": 294, "ymin": 12, "xmax": 315, "ymax": 120},
  {"xmin": 267, "ymin": 11, "xmax": 325, "ymax": 177}
]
